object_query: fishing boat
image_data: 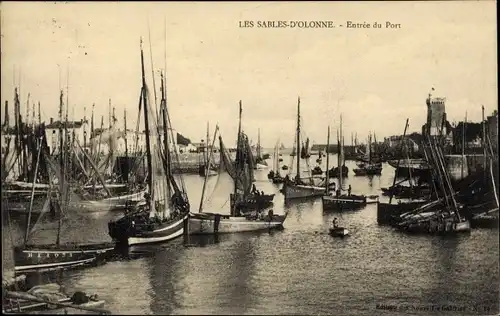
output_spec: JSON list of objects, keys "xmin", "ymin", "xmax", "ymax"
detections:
[
  {"xmin": 267, "ymin": 139, "xmax": 284, "ymax": 183},
  {"xmin": 387, "ymin": 158, "xmax": 431, "ymax": 178},
  {"xmin": 254, "ymin": 128, "xmax": 268, "ymax": 169},
  {"xmin": 322, "ymin": 117, "xmax": 378, "ymax": 211},
  {"xmin": 396, "ymin": 123, "xmax": 471, "ymax": 234},
  {"xmin": 198, "ymin": 122, "xmax": 218, "ymax": 177},
  {"xmin": 188, "ymin": 101, "xmax": 286, "ymax": 235},
  {"xmin": 3, "ymin": 284, "xmax": 108, "ymax": 315},
  {"xmin": 353, "ymin": 135, "xmax": 382, "ymax": 176},
  {"xmin": 13, "ymin": 93, "xmax": 114, "ymax": 275},
  {"xmin": 282, "ymin": 97, "xmax": 326, "ymax": 200},
  {"xmin": 327, "ymin": 164, "xmax": 349, "ymax": 178},
  {"xmin": 107, "ymin": 40, "xmax": 190, "ymax": 247},
  {"xmin": 376, "ymin": 119, "xmax": 430, "ymax": 225},
  {"xmin": 67, "ymin": 118, "xmax": 147, "ymax": 212}
]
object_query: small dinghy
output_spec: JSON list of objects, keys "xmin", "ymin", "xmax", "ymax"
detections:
[
  {"xmin": 329, "ymin": 218, "xmax": 349, "ymax": 237},
  {"xmin": 329, "ymin": 226, "xmax": 349, "ymax": 237}
]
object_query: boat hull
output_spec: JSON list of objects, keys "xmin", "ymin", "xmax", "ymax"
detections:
[
  {"xmin": 188, "ymin": 212, "xmax": 286, "ymax": 234},
  {"xmin": 230, "ymin": 193, "xmax": 274, "ymax": 211},
  {"xmin": 69, "ymin": 189, "xmax": 146, "ymax": 212},
  {"xmin": 283, "ymin": 183, "xmax": 325, "ymax": 200},
  {"xmin": 108, "ymin": 213, "xmax": 189, "ymax": 246},
  {"xmin": 13, "ymin": 243, "xmax": 115, "ymax": 274},
  {"xmin": 254, "ymin": 163, "xmax": 268, "ymax": 170},
  {"xmin": 376, "ymin": 200, "xmax": 427, "ymax": 225},
  {"xmin": 329, "ymin": 227, "xmax": 349, "ymax": 237},
  {"xmin": 322, "ymin": 195, "xmax": 368, "ymax": 210},
  {"xmin": 353, "ymin": 167, "xmax": 382, "ymax": 176}
]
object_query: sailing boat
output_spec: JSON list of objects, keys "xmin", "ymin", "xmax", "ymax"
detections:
[
  {"xmin": 254, "ymin": 128, "xmax": 268, "ymax": 169},
  {"xmin": 267, "ymin": 139, "xmax": 284, "ymax": 184},
  {"xmin": 13, "ymin": 93, "xmax": 114, "ymax": 275},
  {"xmin": 198, "ymin": 122, "xmax": 218, "ymax": 177},
  {"xmin": 282, "ymin": 97, "xmax": 326, "ymax": 200},
  {"xmin": 188, "ymin": 102, "xmax": 286, "ymax": 234},
  {"xmin": 107, "ymin": 40, "xmax": 190, "ymax": 247},
  {"xmin": 322, "ymin": 115, "xmax": 378, "ymax": 211},
  {"xmin": 353, "ymin": 133, "xmax": 382, "ymax": 176}
]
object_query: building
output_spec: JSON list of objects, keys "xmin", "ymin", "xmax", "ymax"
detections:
[
  {"xmin": 383, "ymin": 135, "xmax": 420, "ymax": 152},
  {"xmin": 45, "ymin": 118, "xmax": 89, "ymax": 154},
  {"xmin": 487, "ymin": 110, "xmax": 498, "ymax": 150},
  {"xmin": 422, "ymin": 90, "xmax": 453, "ymax": 145}
]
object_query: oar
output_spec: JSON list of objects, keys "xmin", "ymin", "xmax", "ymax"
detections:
[{"xmin": 5, "ymin": 291, "xmax": 111, "ymax": 314}]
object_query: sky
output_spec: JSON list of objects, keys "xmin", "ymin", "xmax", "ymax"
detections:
[{"xmin": 1, "ymin": 1, "xmax": 497, "ymax": 148}]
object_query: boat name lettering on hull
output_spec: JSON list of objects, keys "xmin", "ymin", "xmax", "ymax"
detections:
[{"xmin": 27, "ymin": 252, "xmax": 74, "ymax": 258}]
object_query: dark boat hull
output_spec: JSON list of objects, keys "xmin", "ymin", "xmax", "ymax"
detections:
[
  {"xmin": 108, "ymin": 213, "xmax": 188, "ymax": 246},
  {"xmin": 230, "ymin": 193, "xmax": 274, "ymax": 210},
  {"xmin": 188, "ymin": 212, "xmax": 286, "ymax": 234},
  {"xmin": 13, "ymin": 243, "xmax": 115, "ymax": 274},
  {"xmin": 353, "ymin": 167, "xmax": 382, "ymax": 176},
  {"xmin": 322, "ymin": 194, "xmax": 367, "ymax": 211},
  {"xmin": 327, "ymin": 166, "xmax": 349, "ymax": 178},
  {"xmin": 329, "ymin": 227, "xmax": 349, "ymax": 237},
  {"xmin": 376, "ymin": 200, "xmax": 428, "ymax": 225}
]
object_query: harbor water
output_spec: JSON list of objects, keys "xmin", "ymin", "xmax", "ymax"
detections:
[{"xmin": 2, "ymin": 155, "xmax": 499, "ymax": 315}]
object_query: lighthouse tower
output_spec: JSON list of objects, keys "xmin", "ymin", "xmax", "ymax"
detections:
[{"xmin": 425, "ymin": 88, "xmax": 448, "ymax": 137}]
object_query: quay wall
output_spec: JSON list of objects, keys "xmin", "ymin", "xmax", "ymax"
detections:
[{"xmin": 443, "ymin": 154, "xmax": 488, "ymax": 181}]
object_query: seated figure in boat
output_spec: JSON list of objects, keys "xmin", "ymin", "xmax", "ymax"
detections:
[
  {"xmin": 294, "ymin": 176, "xmax": 305, "ymax": 185},
  {"xmin": 268, "ymin": 170, "xmax": 275, "ymax": 179},
  {"xmin": 332, "ymin": 217, "xmax": 339, "ymax": 228},
  {"xmin": 252, "ymin": 184, "xmax": 259, "ymax": 195},
  {"xmin": 172, "ymin": 191, "xmax": 189, "ymax": 213}
]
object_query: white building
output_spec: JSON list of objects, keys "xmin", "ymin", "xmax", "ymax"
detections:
[{"xmin": 45, "ymin": 118, "xmax": 90, "ymax": 154}]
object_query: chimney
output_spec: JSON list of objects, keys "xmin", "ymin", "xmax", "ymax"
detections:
[{"xmin": 50, "ymin": 117, "xmax": 54, "ymax": 124}]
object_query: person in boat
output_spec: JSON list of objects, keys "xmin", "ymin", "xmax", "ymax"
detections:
[
  {"xmin": 348, "ymin": 184, "xmax": 352, "ymax": 196},
  {"xmin": 143, "ymin": 192, "xmax": 152, "ymax": 212},
  {"xmin": 332, "ymin": 217, "xmax": 339, "ymax": 228},
  {"xmin": 326, "ymin": 181, "xmax": 336, "ymax": 194},
  {"xmin": 252, "ymin": 184, "xmax": 259, "ymax": 195}
]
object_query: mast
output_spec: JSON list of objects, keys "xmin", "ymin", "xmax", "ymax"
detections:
[
  {"xmin": 124, "ymin": 109, "xmax": 129, "ymax": 160},
  {"xmin": 206, "ymin": 121, "xmax": 210, "ymax": 166},
  {"xmin": 140, "ymin": 38, "xmax": 154, "ymax": 213},
  {"xmin": 296, "ymin": 97, "xmax": 301, "ymax": 181},
  {"xmin": 108, "ymin": 99, "xmax": 112, "ymax": 129},
  {"xmin": 83, "ymin": 107, "xmax": 87, "ymax": 170},
  {"xmin": 338, "ymin": 115, "xmax": 343, "ymax": 191},
  {"xmin": 37, "ymin": 102, "xmax": 41, "ymax": 126},
  {"xmin": 389, "ymin": 119, "xmax": 409, "ymax": 204},
  {"xmin": 234, "ymin": 100, "xmax": 243, "ymax": 201},
  {"xmin": 91, "ymin": 103, "xmax": 95, "ymax": 138},
  {"xmin": 257, "ymin": 128, "xmax": 261, "ymax": 158},
  {"xmin": 160, "ymin": 72, "xmax": 171, "ymax": 220},
  {"xmin": 199, "ymin": 125, "xmax": 219, "ymax": 213},
  {"xmin": 482, "ymin": 105, "xmax": 486, "ymax": 174},
  {"xmin": 55, "ymin": 90, "xmax": 64, "ymax": 246},
  {"xmin": 325, "ymin": 126, "xmax": 331, "ymax": 194},
  {"xmin": 461, "ymin": 111, "xmax": 467, "ymax": 179}
]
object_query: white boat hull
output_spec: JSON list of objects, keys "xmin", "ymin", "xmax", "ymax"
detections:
[
  {"xmin": 69, "ymin": 190, "xmax": 146, "ymax": 212},
  {"xmin": 255, "ymin": 163, "xmax": 268, "ymax": 170},
  {"xmin": 283, "ymin": 183, "xmax": 325, "ymax": 199},
  {"xmin": 188, "ymin": 212, "xmax": 286, "ymax": 234}
]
